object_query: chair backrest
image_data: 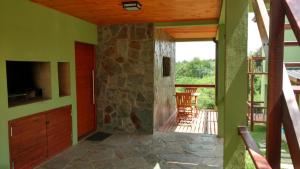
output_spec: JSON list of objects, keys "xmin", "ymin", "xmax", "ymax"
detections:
[
  {"xmin": 176, "ymin": 92, "xmax": 192, "ymax": 108},
  {"xmin": 185, "ymin": 87, "xmax": 197, "ymax": 93}
]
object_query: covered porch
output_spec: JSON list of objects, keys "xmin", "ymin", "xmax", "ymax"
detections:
[
  {"xmin": 36, "ymin": 114, "xmax": 222, "ymax": 169},
  {"xmin": 0, "ymin": 0, "xmax": 261, "ymax": 169}
]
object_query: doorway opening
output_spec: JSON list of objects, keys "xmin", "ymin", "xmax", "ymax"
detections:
[
  {"xmin": 175, "ymin": 41, "xmax": 216, "ymax": 109},
  {"xmin": 160, "ymin": 41, "xmax": 218, "ymax": 135}
]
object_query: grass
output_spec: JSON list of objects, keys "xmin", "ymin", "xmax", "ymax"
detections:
[
  {"xmin": 245, "ymin": 124, "xmax": 266, "ymax": 169},
  {"xmin": 245, "ymin": 124, "xmax": 290, "ymax": 169}
]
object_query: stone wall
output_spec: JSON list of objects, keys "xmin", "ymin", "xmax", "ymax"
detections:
[
  {"xmin": 96, "ymin": 23, "xmax": 154, "ymax": 133},
  {"xmin": 153, "ymin": 29, "xmax": 176, "ymax": 130}
]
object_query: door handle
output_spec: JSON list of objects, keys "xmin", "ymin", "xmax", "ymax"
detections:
[{"xmin": 92, "ymin": 69, "xmax": 95, "ymax": 105}]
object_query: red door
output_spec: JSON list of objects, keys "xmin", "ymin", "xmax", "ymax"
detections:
[{"xmin": 75, "ymin": 42, "xmax": 96, "ymax": 138}]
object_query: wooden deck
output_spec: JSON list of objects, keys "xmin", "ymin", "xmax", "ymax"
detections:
[
  {"xmin": 252, "ymin": 113, "xmax": 267, "ymax": 123},
  {"xmin": 159, "ymin": 110, "xmax": 218, "ymax": 135}
]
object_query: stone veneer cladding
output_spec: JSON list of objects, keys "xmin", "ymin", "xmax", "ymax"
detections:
[
  {"xmin": 96, "ymin": 24, "xmax": 176, "ymax": 133},
  {"xmin": 153, "ymin": 29, "xmax": 176, "ymax": 129},
  {"xmin": 96, "ymin": 23, "xmax": 155, "ymax": 133}
]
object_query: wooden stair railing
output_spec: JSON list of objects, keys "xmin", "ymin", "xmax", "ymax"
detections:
[
  {"xmin": 247, "ymin": 0, "xmax": 273, "ymax": 167},
  {"xmin": 283, "ymin": 0, "xmax": 300, "ymax": 167},
  {"xmin": 285, "ymin": 24, "xmax": 292, "ymax": 30},
  {"xmin": 282, "ymin": 65, "xmax": 300, "ymax": 168},
  {"xmin": 283, "ymin": 0, "xmax": 300, "ymax": 44},
  {"xmin": 251, "ymin": 0, "xmax": 270, "ymax": 55},
  {"xmin": 175, "ymin": 84, "xmax": 215, "ymax": 88},
  {"xmin": 248, "ymin": 56, "xmax": 268, "ymax": 130},
  {"xmin": 284, "ymin": 41, "xmax": 300, "ymax": 46},
  {"xmin": 251, "ymin": 0, "xmax": 300, "ymax": 168},
  {"xmin": 238, "ymin": 126, "xmax": 272, "ymax": 169}
]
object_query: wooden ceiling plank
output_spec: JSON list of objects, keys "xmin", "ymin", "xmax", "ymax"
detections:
[
  {"xmin": 31, "ymin": 0, "xmax": 221, "ymax": 25},
  {"xmin": 162, "ymin": 25, "xmax": 218, "ymax": 39},
  {"xmin": 174, "ymin": 38, "xmax": 215, "ymax": 42},
  {"xmin": 154, "ymin": 20, "xmax": 218, "ymax": 28}
]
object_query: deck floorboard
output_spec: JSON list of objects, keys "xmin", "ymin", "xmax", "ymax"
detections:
[{"xmin": 159, "ymin": 109, "xmax": 218, "ymax": 135}]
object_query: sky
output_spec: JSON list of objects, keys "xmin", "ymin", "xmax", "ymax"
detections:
[{"xmin": 175, "ymin": 13, "xmax": 262, "ymax": 62}]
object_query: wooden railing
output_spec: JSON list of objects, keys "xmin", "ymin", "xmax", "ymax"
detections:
[
  {"xmin": 283, "ymin": 0, "xmax": 300, "ymax": 44},
  {"xmin": 284, "ymin": 41, "xmax": 300, "ymax": 46},
  {"xmin": 281, "ymin": 0, "xmax": 300, "ymax": 167},
  {"xmin": 285, "ymin": 62, "xmax": 300, "ymax": 67},
  {"xmin": 175, "ymin": 84, "xmax": 215, "ymax": 88},
  {"xmin": 247, "ymin": 56, "xmax": 268, "ymax": 130},
  {"xmin": 292, "ymin": 86, "xmax": 300, "ymax": 103},
  {"xmin": 249, "ymin": 0, "xmax": 300, "ymax": 168},
  {"xmin": 285, "ymin": 63, "xmax": 300, "ymax": 103},
  {"xmin": 238, "ymin": 126, "xmax": 272, "ymax": 169},
  {"xmin": 247, "ymin": 101, "xmax": 267, "ymax": 130},
  {"xmin": 242, "ymin": 1, "xmax": 272, "ymax": 167},
  {"xmin": 251, "ymin": 0, "xmax": 269, "ymax": 55},
  {"xmin": 282, "ymin": 66, "xmax": 300, "ymax": 168}
]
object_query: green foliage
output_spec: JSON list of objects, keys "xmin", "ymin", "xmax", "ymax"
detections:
[
  {"xmin": 175, "ymin": 58, "xmax": 216, "ymax": 109},
  {"xmin": 176, "ymin": 58, "xmax": 215, "ymax": 79},
  {"xmin": 248, "ymin": 75, "xmax": 262, "ymax": 101},
  {"xmin": 245, "ymin": 153, "xmax": 256, "ymax": 169},
  {"xmin": 245, "ymin": 124, "xmax": 266, "ymax": 169},
  {"xmin": 254, "ymin": 76, "xmax": 262, "ymax": 101}
]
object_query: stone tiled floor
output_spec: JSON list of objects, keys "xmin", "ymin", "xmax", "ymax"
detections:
[{"xmin": 36, "ymin": 132, "xmax": 223, "ymax": 169}]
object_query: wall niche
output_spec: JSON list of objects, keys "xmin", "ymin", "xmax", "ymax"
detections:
[
  {"xmin": 6, "ymin": 61, "xmax": 51, "ymax": 107},
  {"xmin": 58, "ymin": 62, "xmax": 71, "ymax": 97},
  {"xmin": 163, "ymin": 56, "xmax": 171, "ymax": 77}
]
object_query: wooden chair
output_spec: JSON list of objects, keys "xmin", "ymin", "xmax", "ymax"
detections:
[
  {"xmin": 175, "ymin": 92, "xmax": 195, "ymax": 124},
  {"xmin": 185, "ymin": 87, "xmax": 197, "ymax": 93},
  {"xmin": 185, "ymin": 87, "xmax": 199, "ymax": 111}
]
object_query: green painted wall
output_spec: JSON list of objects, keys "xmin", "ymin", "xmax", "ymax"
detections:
[
  {"xmin": 216, "ymin": 1, "xmax": 226, "ymax": 138},
  {"xmin": 0, "ymin": 0, "xmax": 97, "ymax": 168},
  {"xmin": 223, "ymin": 0, "xmax": 248, "ymax": 168},
  {"xmin": 284, "ymin": 29, "xmax": 300, "ymax": 62}
]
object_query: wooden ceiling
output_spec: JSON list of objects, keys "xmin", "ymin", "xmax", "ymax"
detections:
[
  {"xmin": 31, "ymin": 0, "xmax": 221, "ymax": 25},
  {"xmin": 163, "ymin": 25, "xmax": 218, "ymax": 40}
]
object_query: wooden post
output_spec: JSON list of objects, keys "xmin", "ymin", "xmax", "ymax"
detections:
[
  {"xmin": 266, "ymin": 0, "xmax": 285, "ymax": 168},
  {"xmin": 250, "ymin": 74, "xmax": 254, "ymax": 131},
  {"xmin": 214, "ymin": 39, "xmax": 219, "ymax": 107}
]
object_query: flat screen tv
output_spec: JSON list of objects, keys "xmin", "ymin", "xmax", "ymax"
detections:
[{"xmin": 6, "ymin": 61, "xmax": 51, "ymax": 106}]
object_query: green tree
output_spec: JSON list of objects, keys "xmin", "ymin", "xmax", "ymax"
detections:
[
  {"xmin": 176, "ymin": 58, "xmax": 215, "ymax": 79},
  {"xmin": 175, "ymin": 58, "xmax": 216, "ymax": 109}
]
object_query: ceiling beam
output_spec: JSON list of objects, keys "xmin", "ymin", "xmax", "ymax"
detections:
[
  {"xmin": 154, "ymin": 19, "xmax": 219, "ymax": 28},
  {"xmin": 174, "ymin": 38, "xmax": 215, "ymax": 42}
]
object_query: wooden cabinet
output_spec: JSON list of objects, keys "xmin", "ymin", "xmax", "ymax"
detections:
[
  {"xmin": 9, "ymin": 114, "xmax": 47, "ymax": 169},
  {"xmin": 9, "ymin": 105, "xmax": 72, "ymax": 169},
  {"xmin": 46, "ymin": 106, "xmax": 72, "ymax": 158}
]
